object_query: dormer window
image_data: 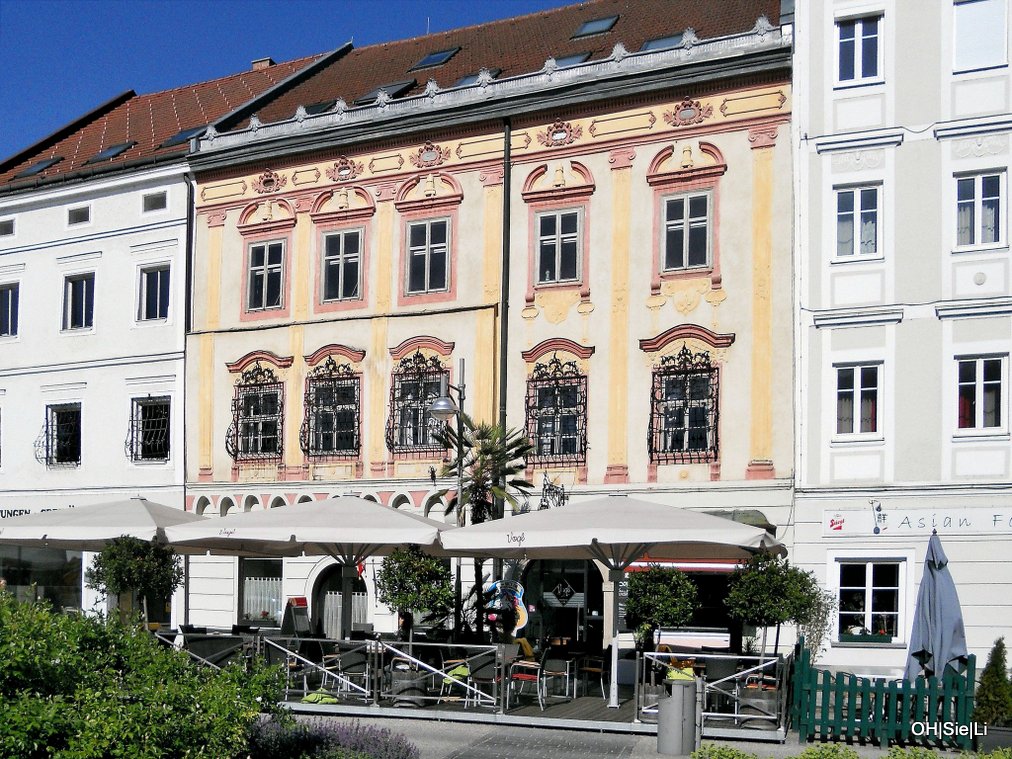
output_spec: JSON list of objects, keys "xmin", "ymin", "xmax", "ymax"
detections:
[
  {"xmin": 554, "ymin": 52, "xmax": 590, "ymax": 67},
  {"xmin": 642, "ymin": 34, "xmax": 683, "ymax": 52},
  {"xmin": 572, "ymin": 15, "xmax": 617, "ymax": 38},
  {"xmin": 304, "ymin": 100, "xmax": 336, "ymax": 115},
  {"xmin": 354, "ymin": 80, "xmax": 415, "ymax": 105}
]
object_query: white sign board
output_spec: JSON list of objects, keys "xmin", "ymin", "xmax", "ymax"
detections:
[{"xmin": 823, "ymin": 503, "xmax": 1012, "ymax": 537}]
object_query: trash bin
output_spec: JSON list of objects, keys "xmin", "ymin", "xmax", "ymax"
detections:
[
  {"xmin": 390, "ymin": 660, "xmax": 426, "ymax": 707},
  {"xmin": 657, "ymin": 678, "xmax": 697, "ymax": 756}
]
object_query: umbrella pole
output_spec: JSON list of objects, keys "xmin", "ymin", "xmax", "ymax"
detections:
[
  {"xmin": 341, "ymin": 564, "xmax": 357, "ymax": 640},
  {"xmin": 608, "ymin": 570, "xmax": 623, "ymax": 708}
]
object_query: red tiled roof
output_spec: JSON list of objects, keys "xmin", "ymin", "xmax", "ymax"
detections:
[
  {"xmin": 0, "ymin": 54, "xmax": 322, "ymax": 189},
  {"xmin": 233, "ymin": 0, "xmax": 780, "ymax": 130}
]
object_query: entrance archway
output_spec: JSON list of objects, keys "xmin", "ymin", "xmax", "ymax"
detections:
[
  {"xmin": 521, "ymin": 559, "xmax": 604, "ymax": 650},
  {"xmin": 311, "ymin": 563, "xmax": 367, "ymax": 639}
]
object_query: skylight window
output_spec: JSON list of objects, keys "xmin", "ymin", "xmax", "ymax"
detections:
[
  {"xmin": 410, "ymin": 47, "xmax": 461, "ymax": 70},
  {"xmin": 642, "ymin": 34, "xmax": 684, "ymax": 52},
  {"xmin": 353, "ymin": 80, "xmax": 416, "ymax": 105},
  {"xmin": 16, "ymin": 156, "xmax": 63, "ymax": 178},
  {"xmin": 159, "ymin": 126, "xmax": 206, "ymax": 149},
  {"xmin": 304, "ymin": 100, "xmax": 337, "ymax": 116},
  {"xmin": 554, "ymin": 52, "xmax": 591, "ymax": 68},
  {"xmin": 84, "ymin": 141, "xmax": 136, "ymax": 165},
  {"xmin": 573, "ymin": 15, "xmax": 618, "ymax": 38},
  {"xmin": 453, "ymin": 68, "xmax": 501, "ymax": 88}
]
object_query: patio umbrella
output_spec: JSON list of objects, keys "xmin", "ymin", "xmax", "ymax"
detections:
[
  {"xmin": 904, "ymin": 531, "xmax": 968, "ymax": 682},
  {"xmin": 438, "ymin": 493, "xmax": 785, "ymax": 707},
  {"xmin": 0, "ymin": 497, "xmax": 206, "ymax": 551},
  {"xmin": 163, "ymin": 495, "xmax": 451, "ymax": 637}
]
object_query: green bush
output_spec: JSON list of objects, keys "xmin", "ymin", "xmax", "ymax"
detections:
[
  {"xmin": 624, "ymin": 565, "xmax": 698, "ymax": 647},
  {"xmin": 797, "ymin": 744, "xmax": 860, "ymax": 759},
  {"xmin": 691, "ymin": 743, "xmax": 758, "ymax": 759},
  {"xmin": 978, "ymin": 749, "xmax": 1012, "ymax": 759},
  {"xmin": 974, "ymin": 638, "xmax": 1012, "ymax": 727},
  {"xmin": 248, "ymin": 718, "xmax": 418, "ymax": 759},
  {"xmin": 886, "ymin": 747, "xmax": 939, "ymax": 759},
  {"xmin": 0, "ymin": 590, "xmax": 285, "ymax": 758}
]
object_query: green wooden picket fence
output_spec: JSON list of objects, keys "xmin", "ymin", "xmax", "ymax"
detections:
[{"xmin": 791, "ymin": 641, "xmax": 976, "ymax": 749}]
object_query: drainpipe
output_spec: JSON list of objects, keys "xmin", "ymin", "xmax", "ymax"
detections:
[
  {"xmin": 497, "ymin": 118, "xmax": 512, "ymax": 518},
  {"xmin": 182, "ymin": 172, "xmax": 195, "ymax": 625}
]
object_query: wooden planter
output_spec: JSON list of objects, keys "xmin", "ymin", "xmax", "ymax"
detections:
[{"xmin": 838, "ymin": 633, "xmax": 892, "ymax": 644}]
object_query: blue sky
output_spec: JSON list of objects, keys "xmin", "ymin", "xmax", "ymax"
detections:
[{"xmin": 0, "ymin": 0, "xmax": 572, "ymax": 161}]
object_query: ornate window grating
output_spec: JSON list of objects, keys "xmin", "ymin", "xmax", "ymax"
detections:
[
  {"xmin": 300, "ymin": 357, "xmax": 360, "ymax": 458},
  {"xmin": 34, "ymin": 403, "xmax": 82, "ymax": 467},
  {"xmin": 525, "ymin": 354, "xmax": 587, "ymax": 466},
  {"xmin": 125, "ymin": 396, "xmax": 170, "ymax": 462},
  {"xmin": 226, "ymin": 362, "xmax": 284, "ymax": 462},
  {"xmin": 648, "ymin": 345, "xmax": 719, "ymax": 464},
  {"xmin": 385, "ymin": 350, "xmax": 447, "ymax": 457}
]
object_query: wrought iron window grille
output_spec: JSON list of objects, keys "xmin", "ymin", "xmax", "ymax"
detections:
[
  {"xmin": 385, "ymin": 350, "xmax": 448, "ymax": 457},
  {"xmin": 648, "ymin": 344, "xmax": 719, "ymax": 464},
  {"xmin": 525, "ymin": 354, "xmax": 588, "ymax": 466},
  {"xmin": 124, "ymin": 396, "xmax": 170, "ymax": 462},
  {"xmin": 34, "ymin": 403, "xmax": 82, "ymax": 467},
  {"xmin": 225, "ymin": 362, "xmax": 284, "ymax": 462},
  {"xmin": 300, "ymin": 357, "xmax": 360, "ymax": 458}
]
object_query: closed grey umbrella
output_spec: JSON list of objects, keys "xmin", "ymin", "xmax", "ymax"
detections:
[{"xmin": 905, "ymin": 532, "xmax": 968, "ymax": 681}]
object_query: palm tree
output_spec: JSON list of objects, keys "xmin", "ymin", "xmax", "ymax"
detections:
[{"xmin": 435, "ymin": 415, "xmax": 534, "ymax": 639}]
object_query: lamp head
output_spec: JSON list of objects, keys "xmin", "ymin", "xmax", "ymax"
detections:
[{"xmin": 428, "ymin": 395, "xmax": 458, "ymax": 422}]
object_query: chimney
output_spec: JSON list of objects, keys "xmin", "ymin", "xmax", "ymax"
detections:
[{"xmin": 251, "ymin": 57, "xmax": 275, "ymax": 71}]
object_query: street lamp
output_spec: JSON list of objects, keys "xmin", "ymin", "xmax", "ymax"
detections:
[{"xmin": 428, "ymin": 358, "xmax": 466, "ymax": 639}]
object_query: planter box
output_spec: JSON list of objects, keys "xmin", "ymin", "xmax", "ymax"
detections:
[
  {"xmin": 977, "ymin": 726, "xmax": 1012, "ymax": 752},
  {"xmin": 838, "ymin": 633, "xmax": 892, "ymax": 644}
]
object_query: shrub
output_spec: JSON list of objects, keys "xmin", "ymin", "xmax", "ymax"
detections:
[
  {"xmin": 690, "ymin": 744, "xmax": 758, "ymax": 759},
  {"xmin": 797, "ymin": 745, "xmax": 860, "ymax": 759},
  {"xmin": 0, "ymin": 591, "xmax": 284, "ymax": 758},
  {"xmin": 886, "ymin": 747, "xmax": 939, "ymax": 759},
  {"xmin": 248, "ymin": 718, "xmax": 419, "ymax": 759},
  {"xmin": 974, "ymin": 638, "xmax": 1012, "ymax": 728}
]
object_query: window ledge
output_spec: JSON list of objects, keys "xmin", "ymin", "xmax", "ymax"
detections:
[
  {"xmin": 832, "ymin": 640, "xmax": 906, "ymax": 649},
  {"xmin": 0, "ymin": 334, "xmax": 19, "ymax": 343},
  {"xmin": 953, "ymin": 63, "xmax": 1009, "ymax": 77},
  {"xmin": 950, "ymin": 243, "xmax": 1008, "ymax": 256},
  {"xmin": 952, "ymin": 430, "xmax": 1010, "ymax": 443},
  {"xmin": 833, "ymin": 78, "xmax": 885, "ymax": 93},
  {"xmin": 829, "ymin": 255, "xmax": 885, "ymax": 266},
  {"xmin": 830, "ymin": 436, "xmax": 885, "ymax": 448},
  {"xmin": 131, "ymin": 459, "xmax": 171, "ymax": 467},
  {"xmin": 59, "ymin": 328, "xmax": 95, "ymax": 336}
]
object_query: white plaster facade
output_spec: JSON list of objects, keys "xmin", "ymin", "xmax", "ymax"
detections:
[
  {"xmin": 0, "ymin": 164, "xmax": 189, "ymax": 618},
  {"xmin": 793, "ymin": 0, "xmax": 1012, "ymax": 675}
]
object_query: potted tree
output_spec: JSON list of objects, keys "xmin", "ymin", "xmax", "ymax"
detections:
[
  {"xmin": 624, "ymin": 565, "xmax": 698, "ymax": 652},
  {"xmin": 974, "ymin": 637, "xmax": 1012, "ymax": 751},
  {"xmin": 85, "ymin": 536, "xmax": 183, "ymax": 627},
  {"xmin": 375, "ymin": 545, "xmax": 454, "ymax": 643}
]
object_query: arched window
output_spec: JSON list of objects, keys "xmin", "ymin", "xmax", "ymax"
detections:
[{"xmin": 525, "ymin": 354, "xmax": 588, "ymax": 466}]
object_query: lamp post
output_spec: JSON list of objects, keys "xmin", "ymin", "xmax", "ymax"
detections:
[{"xmin": 429, "ymin": 358, "xmax": 466, "ymax": 638}]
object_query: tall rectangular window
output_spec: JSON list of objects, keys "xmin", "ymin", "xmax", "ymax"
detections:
[
  {"xmin": 525, "ymin": 357, "xmax": 587, "ymax": 465},
  {"xmin": 837, "ymin": 16, "xmax": 881, "ymax": 84},
  {"xmin": 45, "ymin": 403, "xmax": 82, "ymax": 466},
  {"xmin": 954, "ymin": 0, "xmax": 1007, "ymax": 72},
  {"xmin": 838, "ymin": 561, "xmax": 901, "ymax": 639},
  {"xmin": 537, "ymin": 210, "xmax": 581, "ymax": 283},
  {"xmin": 956, "ymin": 173, "xmax": 1003, "ymax": 247},
  {"xmin": 238, "ymin": 388, "xmax": 282, "ymax": 457},
  {"xmin": 386, "ymin": 352, "xmax": 446, "ymax": 455},
  {"xmin": 322, "ymin": 230, "xmax": 361, "ymax": 301},
  {"xmin": 663, "ymin": 193, "xmax": 710, "ymax": 270},
  {"xmin": 63, "ymin": 273, "xmax": 95, "ymax": 330},
  {"xmin": 957, "ymin": 356, "xmax": 1004, "ymax": 429},
  {"xmin": 0, "ymin": 283, "xmax": 18, "ymax": 337},
  {"xmin": 836, "ymin": 365, "xmax": 880, "ymax": 435},
  {"xmin": 649, "ymin": 348, "xmax": 719, "ymax": 464},
  {"xmin": 302, "ymin": 374, "xmax": 360, "ymax": 456},
  {"xmin": 239, "ymin": 558, "xmax": 283, "ymax": 626},
  {"xmin": 836, "ymin": 186, "xmax": 880, "ymax": 258},
  {"xmin": 247, "ymin": 241, "xmax": 284, "ymax": 311},
  {"xmin": 127, "ymin": 397, "xmax": 170, "ymax": 461},
  {"xmin": 138, "ymin": 266, "xmax": 170, "ymax": 320},
  {"xmin": 406, "ymin": 219, "xmax": 448, "ymax": 294}
]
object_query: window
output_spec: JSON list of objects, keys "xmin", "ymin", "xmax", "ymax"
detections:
[
  {"xmin": 954, "ymin": 0, "xmax": 1007, "ymax": 72},
  {"xmin": 386, "ymin": 351, "xmax": 446, "ymax": 455},
  {"xmin": 573, "ymin": 15, "xmax": 618, "ymax": 37},
  {"xmin": 957, "ymin": 356, "xmax": 1004, "ymax": 430},
  {"xmin": 537, "ymin": 210, "xmax": 581, "ymax": 283},
  {"xmin": 16, "ymin": 156, "xmax": 62, "ymax": 178},
  {"xmin": 84, "ymin": 141, "xmax": 135, "ymax": 164},
  {"xmin": 406, "ymin": 219, "xmax": 448, "ymax": 294},
  {"xmin": 836, "ymin": 186, "xmax": 880, "ymax": 258},
  {"xmin": 641, "ymin": 34, "xmax": 683, "ymax": 52},
  {"xmin": 836, "ymin": 16, "xmax": 881, "ymax": 84},
  {"xmin": 649, "ymin": 346, "xmax": 719, "ymax": 463},
  {"xmin": 142, "ymin": 192, "xmax": 167, "ymax": 212},
  {"xmin": 410, "ymin": 47, "xmax": 460, "ymax": 70},
  {"xmin": 158, "ymin": 126, "xmax": 205, "ymax": 149},
  {"xmin": 138, "ymin": 266, "xmax": 170, "ymax": 320},
  {"xmin": 127, "ymin": 397, "xmax": 170, "ymax": 461},
  {"xmin": 663, "ymin": 193, "xmax": 710, "ymax": 270},
  {"xmin": 63, "ymin": 273, "xmax": 95, "ymax": 330},
  {"xmin": 956, "ymin": 173, "xmax": 1003, "ymax": 248},
  {"xmin": 836, "ymin": 365, "xmax": 880, "ymax": 435},
  {"xmin": 526, "ymin": 355, "xmax": 587, "ymax": 465},
  {"xmin": 0, "ymin": 219, "xmax": 13, "ymax": 236},
  {"xmin": 226, "ymin": 363, "xmax": 284, "ymax": 462},
  {"xmin": 44, "ymin": 403, "xmax": 82, "ymax": 466},
  {"xmin": 0, "ymin": 283, "xmax": 18, "ymax": 337},
  {"xmin": 453, "ymin": 68, "xmax": 501, "ymax": 87},
  {"xmin": 838, "ymin": 560, "xmax": 900, "ymax": 639},
  {"xmin": 239, "ymin": 558, "xmax": 283, "ymax": 626},
  {"xmin": 67, "ymin": 206, "xmax": 90, "ymax": 225},
  {"xmin": 322, "ymin": 230, "xmax": 361, "ymax": 301},
  {"xmin": 554, "ymin": 52, "xmax": 591, "ymax": 67},
  {"xmin": 354, "ymin": 80, "xmax": 415, "ymax": 105},
  {"xmin": 247, "ymin": 241, "xmax": 284, "ymax": 311},
  {"xmin": 301, "ymin": 360, "xmax": 360, "ymax": 457}
]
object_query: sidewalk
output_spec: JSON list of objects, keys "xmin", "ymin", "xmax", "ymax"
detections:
[{"xmin": 305, "ymin": 715, "xmax": 896, "ymax": 759}]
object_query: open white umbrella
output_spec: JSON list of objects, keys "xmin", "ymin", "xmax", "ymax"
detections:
[
  {"xmin": 0, "ymin": 497, "xmax": 206, "ymax": 551},
  {"xmin": 439, "ymin": 493, "xmax": 784, "ymax": 707},
  {"xmin": 163, "ymin": 495, "xmax": 451, "ymax": 637}
]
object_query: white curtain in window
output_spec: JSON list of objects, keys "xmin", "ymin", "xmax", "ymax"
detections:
[{"xmin": 954, "ymin": 0, "xmax": 1006, "ymax": 72}]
